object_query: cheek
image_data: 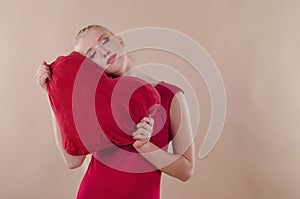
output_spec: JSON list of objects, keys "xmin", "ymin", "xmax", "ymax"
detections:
[
  {"xmin": 109, "ymin": 42, "xmax": 124, "ymax": 55},
  {"xmin": 116, "ymin": 46, "xmax": 124, "ymax": 55},
  {"xmin": 91, "ymin": 55, "xmax": 106, "ymax": 69},
  {"xmin": 113, "ymin": 55, "xmax": 127, "ymax": 71}
]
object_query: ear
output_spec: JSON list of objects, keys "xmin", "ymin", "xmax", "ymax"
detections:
[{"xmin": 115, "ymin": 35, "xmax": 125, "ymax": 47}]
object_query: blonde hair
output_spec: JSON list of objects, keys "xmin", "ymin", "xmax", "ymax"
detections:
[{"xmin": 74, "ymin": 24, "xmax": 114, "ymax": 45}]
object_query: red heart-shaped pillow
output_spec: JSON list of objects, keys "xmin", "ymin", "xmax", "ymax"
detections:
[{"xmin": 47, "ymin": 52, "xmax": 160, "ymax": 155}]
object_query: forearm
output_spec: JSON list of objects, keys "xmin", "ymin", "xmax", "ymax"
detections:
[{"xmin": 135, "ymin": 141, "xmax": 194, "ymax": 181}]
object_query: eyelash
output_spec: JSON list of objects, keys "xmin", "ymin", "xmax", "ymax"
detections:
[
  {"xmin": 89, "ymin": 51, "xmax": 96, "ymax": 59},
  {"xmin": 101, "ymin": 37, "xmax": 109, "ymax": 45},
  {"xmin": 88, "ymin": 37, "xmax": 110, "ymax": 58}
]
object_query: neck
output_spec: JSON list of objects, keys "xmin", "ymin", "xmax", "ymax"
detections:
[
  {"xmin": 118, "ymin": 54, "xmax": 134, "ymax": 76},
  {"xmin": 117, "ymin": 55, "xmax": 159, "ymax": 85},
  {"xmin": 124, "ymin": 60, "xmax": 159, "ymax": 85}
]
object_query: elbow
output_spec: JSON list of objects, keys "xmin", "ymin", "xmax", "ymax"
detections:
[
  {"xmin": 179, "ymin": 163, "xmax": 194, "ymax": 182},
  {"xmin": 64, "ymin": 157, "xmax": 85, "ymax": 169},
  {"xmin": 67, "ymin": 164, "xmax": 79, "ymax": 170},
  {"xmin": 172, "ymin": 157, "xmax": 195, "ymax": 182},
  {"xmin": 66, "ymin": 162, "xmax": 81, "ymax": 169},
  {"xmin": 180, "ymin": 176, "xmax": 191, "ymax": 182},
  {"xmin": 179, "ymin": 169, "xmax": 193, "ymax": 182}
]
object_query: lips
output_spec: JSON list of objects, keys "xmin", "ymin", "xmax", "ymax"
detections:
[{"xmin": 106, "ymin": 53, "xmax": 117, "ymax": 65}]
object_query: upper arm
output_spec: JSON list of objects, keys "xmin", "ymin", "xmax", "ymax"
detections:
[
  {"xmin": 50, "ymin": 109, "xmax": 87, "ymax": 169},
  {"xmin": 169, "ymin": 92, "xmax": 195, "ymax": 163}
]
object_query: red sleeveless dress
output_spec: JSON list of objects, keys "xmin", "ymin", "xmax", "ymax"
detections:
[{"xmin": 76, "ymin": 81, "xmax": 182, "ymax": 199}]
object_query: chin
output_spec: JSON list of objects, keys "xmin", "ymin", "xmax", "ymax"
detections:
[{"xmin": 105, "ymin": 65, "xmax": 120, "ymax": 76}]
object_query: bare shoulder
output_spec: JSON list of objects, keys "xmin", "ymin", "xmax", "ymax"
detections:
[
  {"xmin": 170, "ymin": 91, "xmax": 187, "ymax": 113},
  {"xmin": 169, "ymin": 91, "xmax": 191, "ymax": 138}
]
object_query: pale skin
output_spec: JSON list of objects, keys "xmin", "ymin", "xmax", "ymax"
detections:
[{"xmin": 36, "ymin": 27, "xmax": 195, "ymax": 181}]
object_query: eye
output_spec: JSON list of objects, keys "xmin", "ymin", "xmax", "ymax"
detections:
[
  {"xmin": 88, "ymin": 50, "xmax": 96, "ymax": 59},
  {"xmin": 101, "ymin": 37, "xmax": 110, "ymax": 45}
]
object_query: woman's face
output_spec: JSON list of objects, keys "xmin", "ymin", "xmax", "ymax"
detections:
[{"xmin": 75, "ymin": 28, "xmax": 127, "ymax": 76}]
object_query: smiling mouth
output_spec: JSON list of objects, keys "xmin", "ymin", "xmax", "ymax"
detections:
[{"xmin": 106, "ymin": 53, "xmax": 117, "ymax": 65}]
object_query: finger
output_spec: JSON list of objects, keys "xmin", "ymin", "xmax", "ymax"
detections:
[
  {"xmin": 39, "ymin": 72, "xmax": 51, "ymax": 81},
  {"xmin": 40, "ymin": 62, "xmax": 51, "ymax": 71},
  {"xmin": 133, "ymin": 134, "xmax": 143, "ymax": 139},
  {"xmin": 133, "ymin": 125, "xmax": 152, "ymax": 138},
  {"xmin": 42, "ymin": 65, "xmax": 52, "ymax": 80},
  {"xmin": 40, "ymin": 62, "xmax": 49, "ymax": 69},
  {"xmin": 36, "ymin": 72, "xmax": 45, "ymax": 83},
  {"xmin": 35, "ymin": 68, "xmax": 45, "ymax": 79},
  {"xmin": 132, "ymin": 128, "xmax": 151, "ymax": 138},
  {"xmin": 132, "ymin": 128, "xmax": 143, "ymax": 137},
  {"xmin": 139, "ymin": 124, "xmax": 152, "ymax": 132},
  {"xmin": 35, "ymin": 64, "xmax": 50, "ymax": 78},
  {"xmin": 136, "ymin": 121, "xmax": 147, "ymax": 128},
  {"xmin": 141, "ymin": 117, "xmax": 154, "ymax": 126},
  {"xmin": 38, "ymin": 73, "xmax": 50, "ymax": 85},
  {"xmin": 39, "ymin": 67, "xmax": 52, "ymax": 78},
  {"xmin": 40, "ymin": 66, "xmax": 51, "ymax": 74},
  {"xmin": 44, "ymin": 71, "xmax": 52, "ymax": 81},
  {"xmin": 133, "ymin": 129, "xmax": 152, "ymax": 139},
  {"xmin": 133, "ymin": 134, "xmax": 149, "ymax": 141}
]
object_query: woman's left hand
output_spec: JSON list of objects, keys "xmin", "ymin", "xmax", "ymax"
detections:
[{"xmin": 132, "ymin": 117, "xmax": 154, "ymax": 149}]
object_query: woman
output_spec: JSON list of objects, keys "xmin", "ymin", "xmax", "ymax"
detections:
[{"xmin": 36, "ymin": 25, "xmax": 195, "ymax": 199}]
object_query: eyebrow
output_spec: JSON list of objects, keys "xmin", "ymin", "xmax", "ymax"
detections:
[{"xmin": 85, "ymin": 34, "xmax": 107, "ymax": 56}]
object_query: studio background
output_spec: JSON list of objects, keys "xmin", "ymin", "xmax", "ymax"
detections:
[{"xmin": 0, "ymin": 0, "xmax": 299, "ymax": 198}]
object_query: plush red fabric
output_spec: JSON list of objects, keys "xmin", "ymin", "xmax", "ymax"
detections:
[
  {"xmin": 47, "ymin": 51, "xmax": 160, "ymax": 155},
  {"xmin": 76, "ymin": 81, "xmax": 184, "ymax": 199}
]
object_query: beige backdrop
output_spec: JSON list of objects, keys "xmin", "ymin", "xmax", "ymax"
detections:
[{"xmin": 1, "ymin": 0, "xmax": 300, "ymax": 198}]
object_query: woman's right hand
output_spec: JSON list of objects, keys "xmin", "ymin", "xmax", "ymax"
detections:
[{"xmin": 35, "ymin": 61, "xmax": 52, "ymax": 92}]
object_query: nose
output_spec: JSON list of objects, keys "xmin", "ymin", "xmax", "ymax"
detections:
[{"xmin": 97, "ymin": 45, "xmax": 111, "ymax": 58}]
